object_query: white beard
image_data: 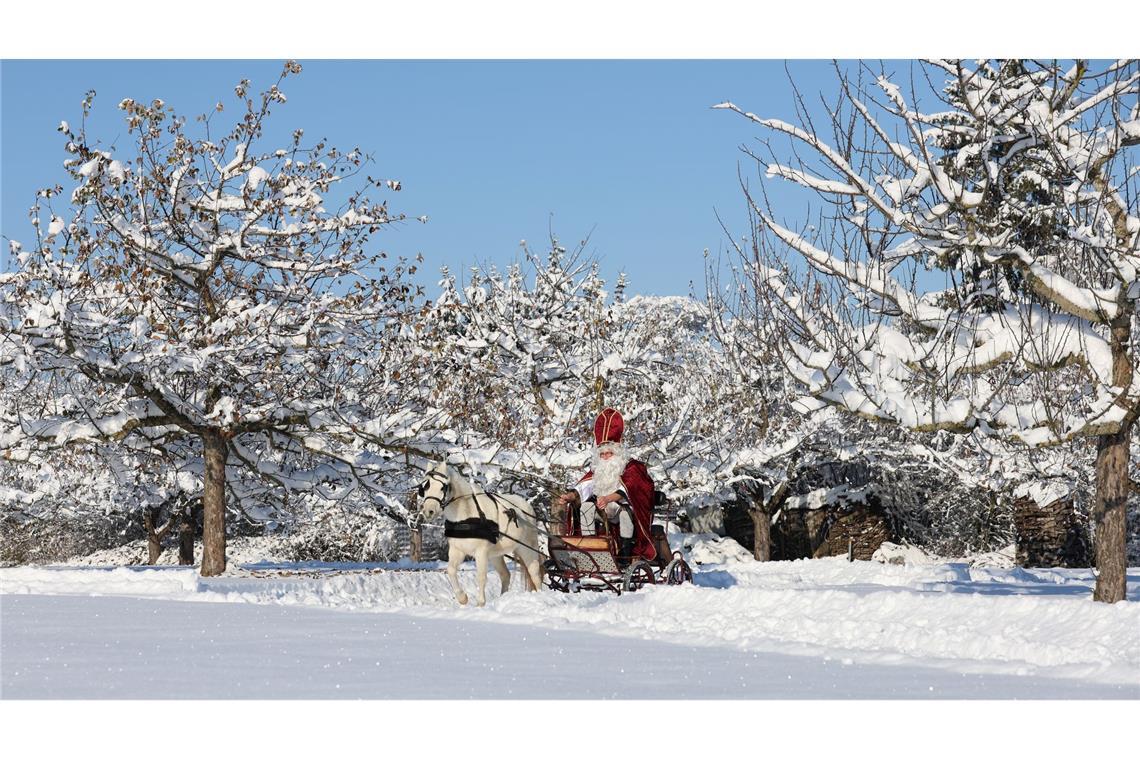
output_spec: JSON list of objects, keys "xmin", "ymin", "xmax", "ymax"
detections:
[{"xmin": 591, "ymin": 443, "xmax": 629, "ymax": 496}]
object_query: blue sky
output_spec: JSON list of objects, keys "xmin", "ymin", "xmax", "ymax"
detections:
[{"xmin": 1, "ymin": 59, "xmax": 862, "ymax": 297}]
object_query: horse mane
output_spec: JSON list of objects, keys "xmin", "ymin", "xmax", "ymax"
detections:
[{"xmin": 444, "ymin": 464, "xmax": 483, "ymax": 501}]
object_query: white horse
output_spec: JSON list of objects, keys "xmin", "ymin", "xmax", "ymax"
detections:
[{"xmin": 417, "ymin": 462, "xmax": 545, "ymax": 606}]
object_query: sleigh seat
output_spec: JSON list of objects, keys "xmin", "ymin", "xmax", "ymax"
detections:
[{"xmin": 547, "ymin": 535, "xmax": 622, "ymax": 574}]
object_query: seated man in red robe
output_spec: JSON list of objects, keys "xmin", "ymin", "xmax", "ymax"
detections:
[{"xmin": 557, "ymin": 407, "xmax": 656, "ymax": 567}]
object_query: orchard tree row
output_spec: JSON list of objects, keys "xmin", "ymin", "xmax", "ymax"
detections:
[{"xmin": 2, "ymin": 60, "xmax": 1136, "ymax": 602}]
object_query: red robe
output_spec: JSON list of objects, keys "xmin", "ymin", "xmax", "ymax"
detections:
[{"xmin": 569, "ymin": 459, "xmax": 656, "ymax": 562}]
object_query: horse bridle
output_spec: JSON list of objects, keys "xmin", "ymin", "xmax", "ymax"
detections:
[{"xmin": 418, "ymin": 470, "xmax": 452, "ymax": 513}]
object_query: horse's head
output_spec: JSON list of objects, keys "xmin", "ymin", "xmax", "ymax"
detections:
[{"xmin": 416, "ymin": 462, "xmax": 452, "ymax": 521}]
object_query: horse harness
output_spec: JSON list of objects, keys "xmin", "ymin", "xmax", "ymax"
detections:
[
  {"xmin": 417, "ymin": 469, "xmax": 547, "ymax": 556},
  {"xmin": 430, "ymin": 481, "xmax": 522, "ymax": 546}
]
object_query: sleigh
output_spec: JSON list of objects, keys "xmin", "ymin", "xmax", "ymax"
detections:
[{"xmin": 543, "ymin": 491, "xmax": 693, "ymax": 594}]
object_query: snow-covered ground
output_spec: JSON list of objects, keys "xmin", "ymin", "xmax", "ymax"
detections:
[{"xmin": 3, "ymin": 535, "xmax": 1137, "ymax": 700}]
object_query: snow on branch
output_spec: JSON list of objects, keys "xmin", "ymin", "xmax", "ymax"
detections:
[
  {"xmin": 1, "ymin": 65, "xmax": 428, "ymax": 547},
  {"xmin": 721, "ymin": 59, "xmax": 1140, "ymax": 445}
]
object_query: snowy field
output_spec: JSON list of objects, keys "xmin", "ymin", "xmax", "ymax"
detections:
[{"xmin": 3, "ymin": 537, "xmax": 1138, "ymax": 701}]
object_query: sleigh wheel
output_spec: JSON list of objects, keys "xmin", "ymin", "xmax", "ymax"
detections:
[
  {"xmin": 663, "ymin": 555, "xmax": 692, "ymax": 586},
  {"xmin": 621, "ymin": 559, "xmax": 656, "ymax": 593},
  {"xmin": 543, "ymin": 559, "xmax": 570, "ymax": 593}
]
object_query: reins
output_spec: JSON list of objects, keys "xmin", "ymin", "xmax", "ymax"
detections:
[
  {"xmin": 420, "ymin": 469, "xmax": 551, "ymax": 558},
  {"xmin": 418, "ymin": 469, "xmax": 651, "ymax": 539},
  {"xmin": 459, "ymin": 488, "xmax": 550, "ymax": 558}
]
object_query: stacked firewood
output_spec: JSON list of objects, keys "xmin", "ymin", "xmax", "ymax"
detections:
[{"xmin": 1012, "ymin": 497, "xmax": 1091, "ymax": 568}]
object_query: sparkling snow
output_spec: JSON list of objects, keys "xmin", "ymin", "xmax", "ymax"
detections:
[{"xmin": 3, "ymin": 543, "xmax": 1137, "ymax": 699}]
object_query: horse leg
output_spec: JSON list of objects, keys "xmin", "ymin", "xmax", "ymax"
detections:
[
  {"xmin": 474, "ymin": 547, "xmax": 489, "ymax": 607},
  {"xmin": 493, "ymin": 554, "xmax": 511, "ymax": 594},
  {"xmin": 524, "ymin": 554, "xmax": 544, "ymax": 592},
  {"xmin": 517, "ymin": 551, "xmax": 533, "ymax": 591},
  {"xmin": 446, "ymin": 543, "xmax": 469, "ymax": 606},
  {"xmin": 513, "ymin": 549, "xmax": 535, "ymax": 591}
]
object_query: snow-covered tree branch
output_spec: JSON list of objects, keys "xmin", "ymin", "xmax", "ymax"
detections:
[
  {"xmin": 1, "ymin": 62, "xmax": 425, "ymax": 576},
  {"xmin": 719, "ymin": 59, "xmax": 1139, "ymax": 602}
]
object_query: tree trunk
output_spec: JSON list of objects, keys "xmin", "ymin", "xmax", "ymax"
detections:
[
  {"xmin": 178, "ymin": 505, "xmax": 195, "ymax": 566},
  {"xmin": 1093, "ymin": 425, "xmax": 1130, "ymax": 603},
  {"xmin": 144, "ymin": 508, "xmax": 162, "ymax": 565},
  {"xmin": 1093, "ymin": 313, "xmax": 1135, "ymax": 603},
  {"xmin": 144, "ymin": 505, "xmax": 181, "ymax": 565},
  {"xmin": 410, "ymin": 525, "xmax": 422, "ymax": 562},
  {"xmin": 750, "ymin": 508, "xmax": 771, "ymax": 562},
  {"xmin": 550, "ymin": 493, "xmax": 567, "ymax": 536},
  {"xmin": 751, "ymin": 480, "xmax": 788, "ymax": 562},
  {"xmin": 200, "ymin": 432, "xmax": 228, "ymax": 577}
]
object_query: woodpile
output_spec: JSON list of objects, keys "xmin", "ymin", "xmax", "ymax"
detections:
[
  {"xmin": 725, "ymin": 494, "xmax": 896, "ymax": 561},
  {"xmin": 1012, "ymin": 496, "xmax": 1091, "ymax": 568},
  {"xmin": 769, "ymin": 501, "xmax": 894, "ymax": 561},
  {"xmin": 810, "ymin": 503, "xmax": 894, "ymax": 560}
]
